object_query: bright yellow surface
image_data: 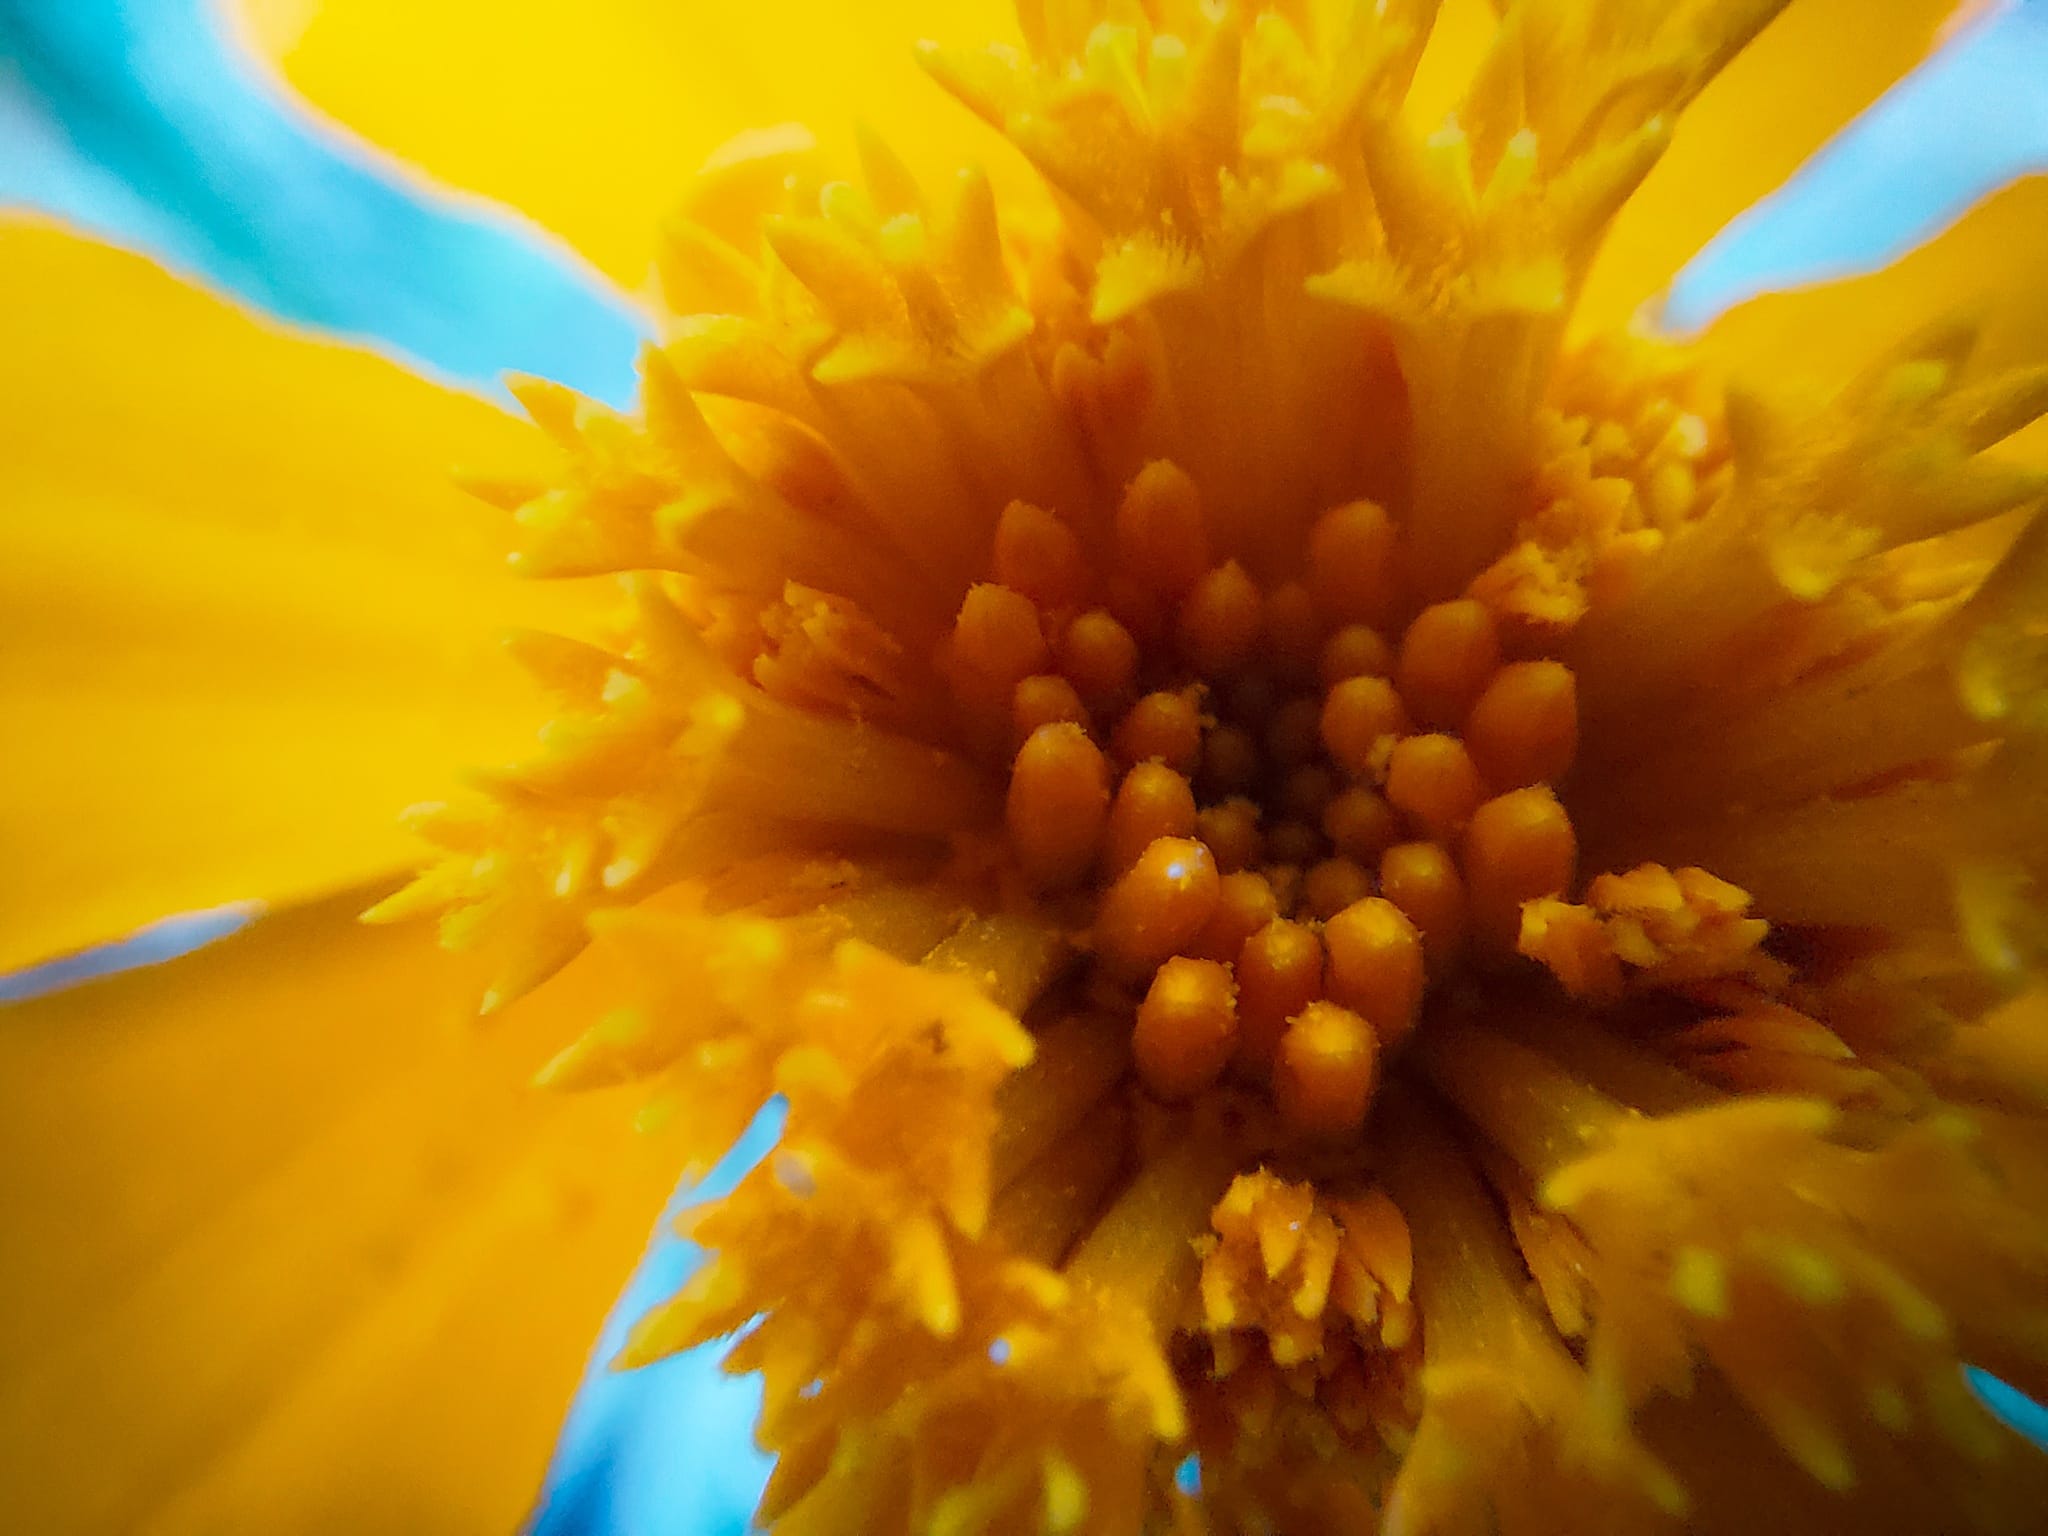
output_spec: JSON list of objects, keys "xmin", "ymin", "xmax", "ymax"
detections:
[
  {"xmin": 234, "ymin": 0, "xmax": 1024, "ymax": 290},
  {"xmin": 1578, "ymin": 0, "xmax": 1955, "ymax": 331},
  {"xmin": 0, "ymin": 219, "xmax": 587, "ymax": 972},
  {"xmin": 0, "ymin": 888, "xmax": 687, "ymax": 1534}
]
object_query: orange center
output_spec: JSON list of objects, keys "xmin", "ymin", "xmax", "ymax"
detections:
[{"xmin": 962, "ymin": 469, "xmax": 1585, "ymax": 1140}]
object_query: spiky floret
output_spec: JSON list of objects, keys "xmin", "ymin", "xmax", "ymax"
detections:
[{"xmin": 378, "ymin": 0, "xmax": 2048, "ymax": 1530}]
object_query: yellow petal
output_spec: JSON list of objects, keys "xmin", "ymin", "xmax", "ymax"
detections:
[
  {"xmin": 1688, "ymin": 174, "xmax": 2048, "ymax": 432},
  {"xmin": 0, "ymin": 219, "xmax": 584, "ymax": 973},
  {"xmin": 234, "ymin": 0, "xmax": 1023, "ymax": 289},
  {"xmin": 1576, "ymin": 0, "xmax": 1957, "ymax": 334},
  {"xmin": 0, "ymin": 886, "xmax": 686, "ymax": 1533}
]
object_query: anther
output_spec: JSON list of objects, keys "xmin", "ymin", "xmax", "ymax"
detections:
[
  {"xmin": 1301, "ymin": 856, "xmax": 1373, "ymax": 920},
  {"xmin": 1234, "ymin": 918, "xmax": 1324, "ymax": 1076},
  {"xmin": 1102, "ymin": 761, "xmax": 1199, "ymax": 875},
  {"xmin": 1117, "ymin": 459, "xmax": 1210, "ymax": 599},
  {"xmin": 1319, "ymin": 675, "xmax": 1409, "ymax": 780},
  {"xmin": 1193, "ymin": 870, "xmax": 1281, "ymax": 963},
  {"xmin": 1262, "ymin": 861, "xmax": 1304, "ymax": 917},
  {"xmin": 1463, "ymin": 786, "xmax": 1578, "ymax": 955},
  {"xmin": 1199, "ymin": 722, "xmax": 1262, "ymax": 797},
  {"xmin": 1319, "ymin": 623, "xmax": 1393, "ymax": 687},
  {"xmin": 993, "ymin": 499, "xmax": 1090, "ymax": 610},
  {"xmin": 1378, "ymin": 841, "xmax": 1466, "ymax": 970},
  {"xmin": 1111, "ymin": 689, "xmax": 1204, "ymax": 776},
  {"xmin": 1322, "ymin": 897, "xmax": 1425, "ymax": 1048},
  {"xmin": 1259, "ymin": 580, "xmax": 1324, "ymax": 686},
  {"xmin": 1384, "ymin": 733, "xmax": 1485, "ymax": 841},
  {"xmin": 1396, "ymin": 599, "xmax": 1501, "ymax": 730},
  {"xmin": 1278, "ymin": 763, "xmax": 1337, "ymax": 823},
  {"xmin": 1006, "ymin": 722, "xmax": 1112, "ymax": 889},
  {"xmin": 1057, "ymin": 609, "xmax": 1140, "ymax": 711},
  {"xmin": 1011, "ymin": 673, "xmax": 1088, "ymax": 746},
  {"xmin": 1178, "ymin": 560, "xmax": 1264, "ymax": 676},
  {"xmin": 1134, "ymin": 956, "xmax": 1239, "ymax": 1101},
  {"xmin": 949, "ymin": 582, "xmax": 1050, "ymax": 725},
  {"xmin": 1322, "ymin": 785, "xmax": 1400, "ymax": 864},
  {"xmin": 1196, "ymin": 798, "xmax": 1265, "ymax": 873},
  {"xmin": 1265, "ymin": 820, "xmax": 1321, "ymax": 867},
  {"xmin": 1275, "ymin": 1001, "xmax": 1380, "ymax": 1140},
  {"xmin": 1463, "ymin": 660, "xmax": 1579, "ymax": 789},
  {"xmin": 1307, "ymin": 500, "xmax": 1399, "ymax": 625},
  {"xmin": 1095, "ymin": 836, "xmax": 1221, "ymax": 978}
]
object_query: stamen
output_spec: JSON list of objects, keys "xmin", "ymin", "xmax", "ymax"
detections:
[
  {"xmin": 1322, "ymin": 898, "xmax": 1425, "ymax": 1049},
  {"xmin": 1133, "ymin": 957, "xmax": 1240, "ymax": 1102},
  {"xmin": 1116, "ymin": 460, "xmax": 1211, "ymax": 600},
  {"xmin": 1101, "ymin": 762, "xmax": 1200, "ymax": 877},
  {"xmin": 1464, "ymin": 660, "xmax": 1579, "ymax": 790},
  {"xmin": 1177, "ymin": 561, "xmax": 1264, "ymax": 675},
  {"xmin": 1011, "ymin": 672, "xmax": 1089, "ymax": 744},
  {"xmin": 1383, "ymin": 733, "xmax": 1486, "ymax": 841},
  {"xmin": 1275, "ymin": 1002, "xmax": 1381, "ymax": 1140},
  {"xmin": 1057, "ymin": 610, "xmax": 1142, "ymax": 711},
  {"xmin": 1319, "ymin": 674, "xmax": 1409, "ymax": 778},
  {"xmin": 1192, "ymin": 872, "xmax": 1280, "ymax": 966},
  {"xmin": 1095, "ymin": 837, "xmax": 1222, "ymax": 979},
  {"xmin": 1396, "ymin": 599, "xmax": 1503, "ymax": 730},
  {"xmin": 1463, "ymin": 786, "xmax": 1578, "ymax": 955},
  {"xmin": 1378, "ymin": 841, "xmax": 1467, "ymax": 971},
  {"xmin": 1007, "ymin": 723, "xmax": 1113, "ymax": 890},
  {"xmin": 1234, "ymin": 919, "xmax": 1326, "ymax": 1079},
  {"xmin": 1306, "ymin": 501, "xmax": 1401, "ymax": 626},
  {"xmin": 1110, "ymin": 691, "xmax": 1205, "ymax": 777}
]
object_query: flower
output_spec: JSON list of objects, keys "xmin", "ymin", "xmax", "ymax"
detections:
[{"xmin": 5, "ymin": 1, "xmax": 2048, "ymax": 1533}]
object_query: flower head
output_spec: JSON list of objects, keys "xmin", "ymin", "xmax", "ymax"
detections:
[
  {"xmin": 8, "ymin": 0, "xmax": 2048, "ymax": 1531},
  {"xmin": 331, "ymin": 2, "xmax": 2048, "ymax": 1528}
]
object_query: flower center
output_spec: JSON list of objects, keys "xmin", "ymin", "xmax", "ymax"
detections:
[{"xmin": 968, "ymin": 470, "xmax": 1585, "ymax": 1135}]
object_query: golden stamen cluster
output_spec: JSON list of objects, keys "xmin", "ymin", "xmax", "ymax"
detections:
[
  {"xmin": 983, "ymin": 467, "xmax": 1602, "ymax": 1139},
  {"xmin": 375, "ymin": 1, "xmax": 2048, "ymax": 1530}
]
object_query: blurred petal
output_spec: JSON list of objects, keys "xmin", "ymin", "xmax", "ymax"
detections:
[
  {"xmin": 0, "ymin": 888, "xmax": 687, "ymax": 1533},
  {"xmin": 233, "ymin": 0, "xmax": 1024, "ymax": 289},
  {"xmin": 223, "ymin": 0, "xmax": 1971, "ymax": 355},
  {"xmin": 532, "ymin": 1105, "xmax": 784, "ymax": 1536},
  {"xmin": 1664, "ymin": 2, "xmax": 2048, "ymax": 330},
  {"xmin": 1577, "ymin": 0, "xmax": 1958, "ymax": 333},
  {"xmin": 1688, "ymin": 172, "xmax": 2048, "ymax": 447},
  {"xmin": 0, "ymin": 0, "xmax": 646, "ymax": 404},
  {"xmin": 0, "ymin": 904, "xmax": 258, "ymax": 1005},
  {"xmin": 0, "ymin": 219, "xmax": 585, "ymax": 973}
]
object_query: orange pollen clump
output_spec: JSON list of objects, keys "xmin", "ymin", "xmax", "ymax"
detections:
[{"xmin": 1196, "ymin": 1169, "xmax": 1415, "ymax": 1372}]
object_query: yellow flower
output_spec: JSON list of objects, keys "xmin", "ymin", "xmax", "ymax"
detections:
[{"xmin": 6, "ymin": 1, "xmax": 2048, "ymax": 1532}]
